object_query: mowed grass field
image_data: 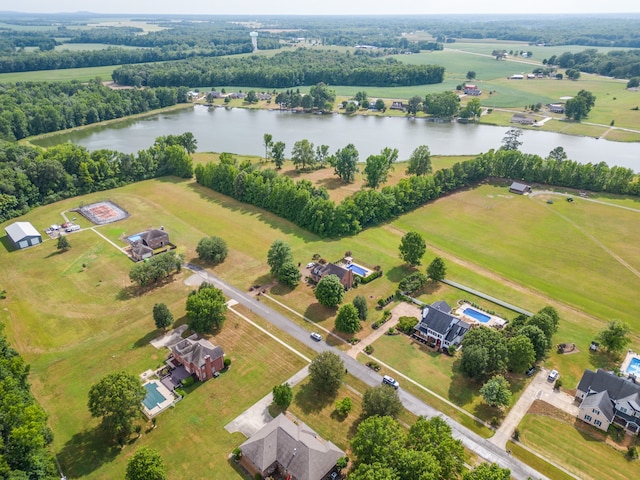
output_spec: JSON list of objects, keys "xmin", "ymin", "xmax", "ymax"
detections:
[{"xmin": 2, "ymin": 167, "xmax": 640, "ymax": 476}]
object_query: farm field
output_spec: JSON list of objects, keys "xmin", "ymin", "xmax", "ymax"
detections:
[
  {"xmin": 0, "ymin": 65, "xmax": 120, "ymax": 83},
  {"xmin": 2, "ymin": 167, "xmax": 640, "ymax": 477}
]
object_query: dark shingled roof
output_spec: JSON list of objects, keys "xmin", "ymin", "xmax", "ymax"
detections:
[
  {"xmin": 240, "ymin": 414, "xmax": 344, "ymax": 480},
  {"xmin": 420, "ymin": 306, "xmax": 460, "ymax": 336},
  {"xmin": 431, "ymin": 300, "xmax": 452, "ymax": 314},
  {"xmin": 171, "ymin": 335, "xmax": 224, "ymax": 368},
  {"xmin": 316, "ymin": 263, "xmax": 350, "ymax": 281},
  {"xmin": 581, "ymin": 390, "xmax": 615, "ymax": 422},
  {"xmin": 577, "ymin": 369, "xmax": 640, "ymax": 401}
]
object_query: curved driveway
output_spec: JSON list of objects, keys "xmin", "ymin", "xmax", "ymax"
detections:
[{"xmin": 184, "ymin": 264, "xmax": 547, "ymax": 480}]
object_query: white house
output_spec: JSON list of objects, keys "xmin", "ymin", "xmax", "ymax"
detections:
[
  {"xmin": 413, "ymin": 301, "xmax": 470, "ymax": 351},
  {"xmin": 5, "ymin": 221, "xmax": 42, "ymax": 250}
]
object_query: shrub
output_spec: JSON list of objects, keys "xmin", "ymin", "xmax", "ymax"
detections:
[
  {"xmin": 554, "ymin": 378, "xmax": 563, "ymax": 390},
  {"xmin": 364, "ymin": 345, "xmax": 373, "ymax": 354},
  {"xmin": 232, "ymin": 447, "xmax": 242, "ymax": 461},
  {"xmin": 387, "ymin": 327, "xmax": 397, "ymax": 335},
  {"xmin": 372, "ymin": 321, "xmax": 380, "ymax": 329},
  {"xmin": 335, "ymin": 397, "xmax": 353, "ymax": 416},
  {"xmin": 627, "ymin": 446, "xmax": 638, "ymax": 460},
  {"xmin": 181, "ymin": 376, "xmax": 195, "ymax": 387},
  {"xmin": 360, "ymin": 270, "xmax": 382, "ymax": 284},
  {"xmin": 224, "ymin": 358, "xmax": 231, "ymax": 368},
  {"xmin": 399, "ymin": 271, "xmax": 428, "ymax": 294},
  {"xmin": 512, "ymin": 428, "xmax": 520, "ymax": 441},
  {"xmin": 397, "ymin": 316, "xmax": 419, "ymax": 334}
]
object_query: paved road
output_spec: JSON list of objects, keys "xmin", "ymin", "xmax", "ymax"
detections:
[{"xmin": 184, "ymin": 264, "xmax": 548, "ymax": 480}]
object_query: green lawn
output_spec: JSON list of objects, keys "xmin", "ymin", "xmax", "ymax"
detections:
[
  {"xmin": 517, "ymin": 412, "xmax": 635, "ymax": 480},
  {"xmin": 0, "ymin": 65, "xmax": 119, "ymax": 83}
]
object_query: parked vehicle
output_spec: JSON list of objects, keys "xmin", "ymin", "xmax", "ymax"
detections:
[
  {"xmin": 382, "ymin": 375, "xmax": 399, "ymax": 389},
  {"xmin": 526, "ymin": 366, "xmax": 537, "ymax": 377},
  {"xmin": 310, "ymin": 332, "xmax": 322, "ymax": 342},
  {"xmin": 548, "ymin": 369, "xmax": 559, "ymax": 381}
]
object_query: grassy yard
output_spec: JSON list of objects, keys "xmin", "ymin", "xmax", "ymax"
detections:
[
  {"xmin": 516, "ymin": 402, "xmax": 637, "ymax": 480},
  {"xmin": 0, "ymin": 65, "xmax": 121, "ymax": 83}
]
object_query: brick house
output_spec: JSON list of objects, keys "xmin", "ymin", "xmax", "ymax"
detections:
[
  {"xmin": 169, "ymin": 335, "xmax": 225, "ymax": 382},
  {"xmin": 140, "ymin": 229, "xmax": 169, "ymax": 250},
  {"xmin": 309, "ymin": 263, "xmax": 354, "ymax": 290}
]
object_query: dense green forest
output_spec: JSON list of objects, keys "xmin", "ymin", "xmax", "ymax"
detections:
[
  {"xmin": 0, "ymin": 81, "xmax": 188, "ymax": 141},
  {"xmin": 546, "ymin": 49, "xmax": 640, "ymax": 78},
  {"xmin": 0, "ymin": 323, "xmax": 57, "ymax": 479},
  {"xmin": 112, "ymin": 49, "xmax": 445, "ymax": 88},
  {"xmin": 0, "ymin": 134, "xmax": 194, "ymax": 222},
  {"xmin": 195, "ymin": 148, "xmax": 639, "ymax": 237}
]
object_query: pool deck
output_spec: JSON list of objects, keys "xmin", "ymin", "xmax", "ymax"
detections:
[
  {"xmin": 454, "ymin": 302, "xmax": 507, "ymax": 328},
  {"xmin": 142, "ymin": 379, "xmax": 179, "ymax": 418},
  {"xmin": 620, "ymin": 350, "xmax": 640, "ymax": 377}
]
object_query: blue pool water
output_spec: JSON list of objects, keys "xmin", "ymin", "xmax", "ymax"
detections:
[
  {"xmin": 347, "ymin": 264, "xmax": 368, "ymax": 277},
  {"xmin": 143, "ymin": 382, "xmax": 167, "ymax": 409},
  {"xmin": 128, "ymin": 234, "xmax": 142, "ymax": 243},
  {"xmin": 626, "ymin": 357, "xmax": 640, "ymax": 376},
  {"xmin": 463, "ymin": 308, "xmax": 491, "ymax": 323}
]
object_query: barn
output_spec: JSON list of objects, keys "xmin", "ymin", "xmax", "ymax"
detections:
[
  {"xmin": 509, "ymin": 182, "xmax": 532, "ymax": 195},
  {"xmin": 5, "ymin": 222, "xmax": 42, "ymax": 249}
]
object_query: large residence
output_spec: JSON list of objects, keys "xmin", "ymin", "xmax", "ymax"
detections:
[
  {"xmin": 168, "ymin": 335, "xmax": 225, "ymax": 382},
  {"xmin": 309, "ymin": 263, "xmax": 355, "ymax": 290},
  {"xmin": 239, "ymin": 413, "xmax": 344, "ymax": 480},
  {"xmin": 413, "ymin": 301, "xmax": 471, "ymax": 351},
  {"xmin": 463, "ymin": 84, "xmax": 482, "ymax": 96},
  {"xmin": 576, "ymin": 368, "xmax": 640, "ymax": 435}
]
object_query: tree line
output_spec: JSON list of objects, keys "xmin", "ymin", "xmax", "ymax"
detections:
[
  {"xmin": 195, "ymin": 145, "xmax": 640, "ymax": 238},
  {"xmin": 0, "ymin": 80, "xmax": 188, "ymax": 141},
  {"xmin": 545, "ymin": 48, "xmax": 640, "ymax": 79},
  {"xmin": 112, "ymin": 49, "xmax": 445, "ymax": 89},
  {"xmin": 0, "ymin": 133, "xmax": 195, "ymax": 223},
  {"xmin": 0, "ymin": 322, "xmax": 56, "ymax": 479}
]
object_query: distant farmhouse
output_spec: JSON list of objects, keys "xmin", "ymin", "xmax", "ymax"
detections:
[
  {"xmin": 390, "ymin": 101, "xmax": 405, "ymax": 111},
  {"xmin": 576, "ymin": 369, "xmax": 640, "ymax": 435},
  {"xmin": 509, "ymin": 182, "xmax": 532, "ymax": 195},
  {"xmin": 127, "ymin": 228, "xmax": 172, "ymax": 262},
  {"xmin": 548, "ymin": 103, "xmax": 565, "ymax": 114},
  {"xmin": 463, "ymin": 84, "xmax": 482, "ymax": 96},
  {"xmin": 511, "ymin": 113, "xmax": 535, "ymax": 125},
  {"xmin": 310, "ymin": 263, "xmax": 355, "ymax": 290},
  {"xmin": 5, "ymin": 221, "xmax": 41, "ymax": 250},
  {"xmin": 239, "ymin": 413, "xmax": 344, "ymax": 480}
]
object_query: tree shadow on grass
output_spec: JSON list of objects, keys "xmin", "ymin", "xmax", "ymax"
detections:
[
  {"xmin": 448, "ymin": 358, "xmax": 479, "ymax": 408},
  {"xmin": 294, "ymin": 382, "xmax": 335, "ymax": 415},
  {"xmin": 58, "ymin": 428, "xmax": 120, "ymax": 478},
  {"xmin": 589, "ymin": 350, "xmax": 620, "ymax": 371},
  {"xmin": 304, "ymin": 303, "xmax": 336, "ymax": 323},
  {"xmin": 385, "ymin": 265, "xmax": 412, "ymax": 283},
  {"xmin": 133, "ymin": 330, "xmax": 159, "ymax": 348}
]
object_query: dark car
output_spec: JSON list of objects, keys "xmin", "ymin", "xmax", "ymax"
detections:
[{"xmin": 526, "ymin": 366, "xmax": 536, "ymax": 377}]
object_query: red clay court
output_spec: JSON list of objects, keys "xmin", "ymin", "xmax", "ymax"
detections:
[{"xmin": 77, "ymin": 201, "xmax": 129, "ymax": 225}]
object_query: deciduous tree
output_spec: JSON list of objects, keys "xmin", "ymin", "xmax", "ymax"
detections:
[
  {"xmin": 153, "ymin": 303, "xmax": 173, "ymax": 331},
  {"xmin": 406, "ymin": 145, "xmax": 432, "ymax": 176},
  {"xmin": 277, "ymin": 261, "xmax": 301, "ymax": 287},
  {"xmin": 263, "ymin": 133, "xmax": 273, "ymax": 161},
  {"xmin": 351, "ymin": 415, "xmax": 406, "ymax": 466},
  {"xmin": 87, "ymin": 371, "xmax": 145, "ymax": 441},
  {"xmin": 334, "ymin": 143, "xmax": 359, "ymax": 183},
  {"xmin": 291, "ymin": 139, "xmax": 315, "ymax": 170},
  {"xmin": 267, "ymin": 239, "xmax": 293, "ymax": 276},
  {"xmin": 427, "ymin": 257, "xmax": 446, "ymax": 281},
  {"xmin": 308, "ymin": 351, "xmax": 345, "ymax": 395},
  {"xmin": 480, "ymin": 375, "xmax": 512, "ymax": 408},
  {"xmin": 315, "ymin": 274, "xmax": 344, "ymax": 307},
  {"xmin": 56, "ymin": 234, "xmax": 70, "ymax": 251},
  {"xmin": 507, "ymin": 335, "xmax": 536, "ymax": 374},
  {"xmin": 185, "ymin": 283, "xmax": 227, "ymax": 333},
  {"xmin": 271, "ymin": 141, "xmax": 286, "ymax": 169},
  {"xmin": 335, "ymin": 397, "xmax": 353, "ymax": 416},
  {"xmin": 126, "ymin": 447, "xmax": 167, "ymax": 480},
  {"xmin": 272, "ymin": 383, "xmax": 293, "ymax": 410},
  {"xmin": 500, "ymin": 128, "xmax": 523, "ymax": 151},
  {"xmin": 597, "ymin": 320, "xmax": 631, "ymax": 355},
  {"xmin": 353, "ymin": 295, "xmax": 368, "ymax": 320},
  {"xmin": 463, "ymin": 462, "xmax": 510, "ymax": 480},
  {"xmin": 335, "ymin": 303, "xmax": 361, "ymax": 333},
  {"xmin": 196, "ymin": 235, "xmax": 228, "ymax": 263},
  {"xmin": 399, "ymin": 231, "xmax": 426, "ymax": 266},
  {"xmin": 362, "ymin": 385, "xmax": 403, "ymax": 418},
  {"xmin": 406, "ymin": 416, "xmax": 464, "ymax": 480}
]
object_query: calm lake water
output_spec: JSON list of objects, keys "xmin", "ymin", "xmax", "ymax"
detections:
[{"xmin": 35, "ymin": 106, "xmax": 640, "ymax": 170}]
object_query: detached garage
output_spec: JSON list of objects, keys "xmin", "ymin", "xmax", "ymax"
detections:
[{"xmin": 5, "ymin": 221, "xmax": 42, "ymax": 250}]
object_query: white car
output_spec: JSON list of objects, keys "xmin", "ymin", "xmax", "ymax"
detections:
[
  {"xmin": 310, "ymin": 332, "xmax": 322, "ymax": 342},
  {"xmin": 382, "ymin": 375, "xmax": 400, "ymax": 389},
  {"xmin": 306, "ymin": 262, "xmax": 315, "ymax": 269},
  {"xmin": 548, "ymin": 370, "xmax": 559, "ymax": 382}
]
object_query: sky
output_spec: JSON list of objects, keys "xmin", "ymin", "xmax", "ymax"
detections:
[{"xmin": 6, "ymin": 1, "xmax": 640, "ymax": 16}]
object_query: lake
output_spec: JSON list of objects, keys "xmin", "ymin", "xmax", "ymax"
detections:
[{"xmin": 34, "ymin": 106, "xmax": 640, "ymax": 171}]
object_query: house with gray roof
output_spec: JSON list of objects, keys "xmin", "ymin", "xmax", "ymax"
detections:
[
  {"xmin": 413, "ymin": 302, "xmax": 471, "ymax": 351},
  {"xmin": 575, "ymin": 368, "xmax": 640, "ymax": 434},
  {"xmin": 140, "ymin": 229, "xmax": 169, "ymax": 250},
  {"xmin": 5, "ymin": 221, "xmax": 41, "ymax": 250},
  {"xmin": 509, "ymin": 181, "xmax": 532, "ymax": 195},
  {"xmin": 239, "ymin": 413, "xmax": 344, "ymax": 480},
  {"xmin": 169, "ymin": 334, "xmax": 224, "ymax": 382}
]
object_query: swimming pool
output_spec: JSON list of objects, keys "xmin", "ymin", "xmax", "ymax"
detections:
[
  {"xmin": 626, "ymin": 358, "xmax": 640, "ymax": 376},
  {"xmin": 143, "ymin": 381, "xmax": 169, "ymax": 410},
  {"xmin": 128, "ymin": 234, "xmax": 142, "ymax": 243},
  {"xmin": 463, "ymin": 307, "xmax": 491, "ymax": 323},
  {"xmin": 347, "ymin": 263, "xmax": 369, "ymax": 277}
]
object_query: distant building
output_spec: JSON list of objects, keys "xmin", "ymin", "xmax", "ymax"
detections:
[
  {"xmin": 511, "ymin": 113, "xmax": 535, "ymax": 125},
  {"xmin": 509, "ymin": 182, "xmax": 532, "ymax": 195},
  {"xmin": 509, "ymin": 74, "xmax": 524, "ymax": 80},
  {"xmin": 548, "ymin": 104, "xmax": 565, "ymax": 114},
  {"xmin": 463, "ymin": 84, "xmax": 482, "ymax": 95},
  {"xmin": 5, "ymin": 221, "xmax": 41, "ymax": 250},
  {"xmin": 139, "ymin": 229, "xmax": 169, "ymax": 250},
  {"xmin": 390, "ymin": 101, "xmax": 405, "ymax": 111}
]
